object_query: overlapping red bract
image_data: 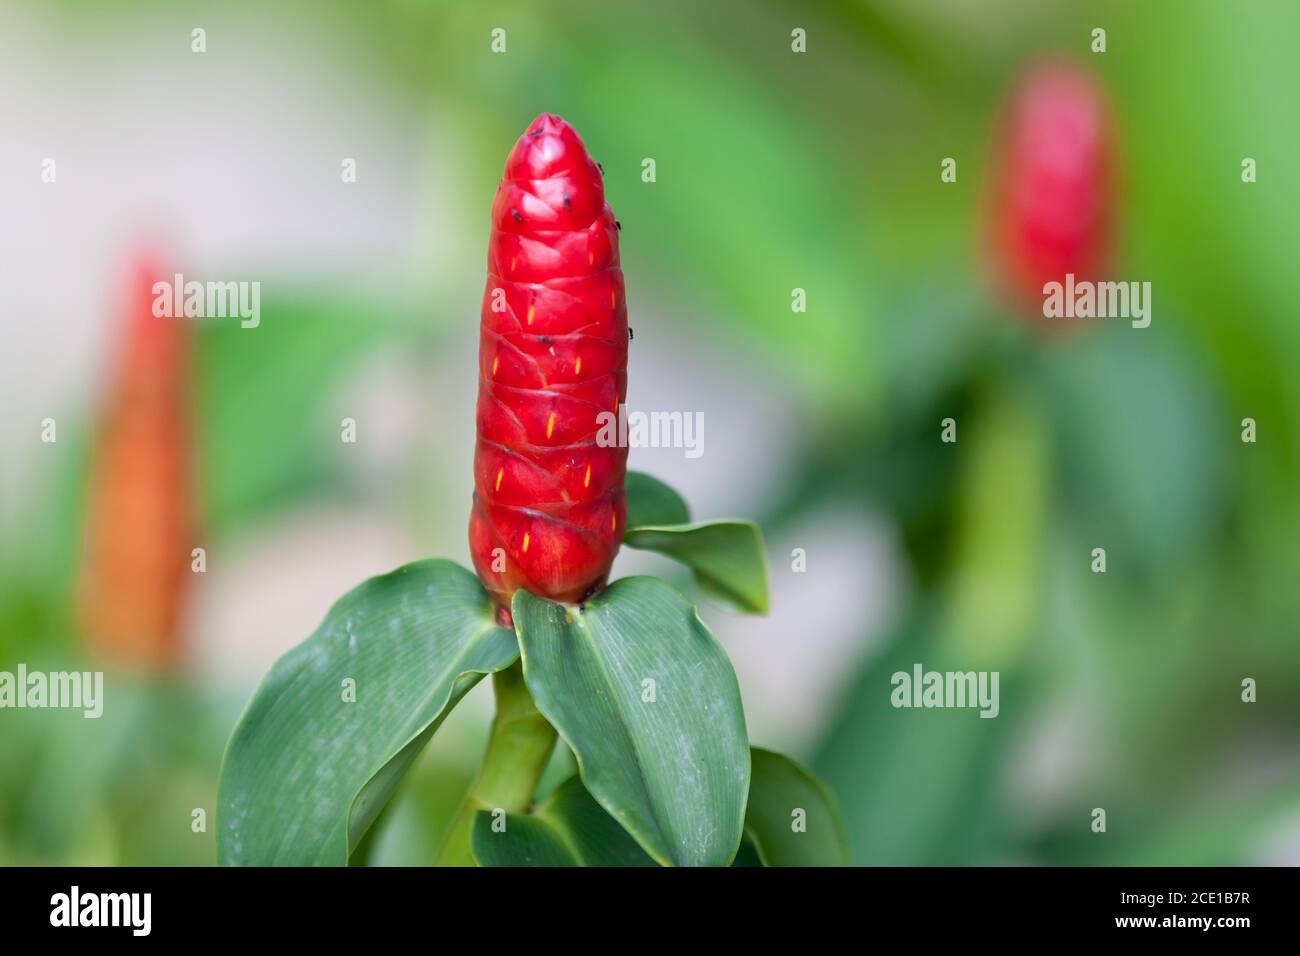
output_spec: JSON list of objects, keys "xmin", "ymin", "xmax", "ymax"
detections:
[
  {"xmin": 469, "ymin": 114, "xmax": 628, "ymax": 610},
  {"xmin": 986, "ymin": 62, "xmax": 1115, "ymax": 313}
]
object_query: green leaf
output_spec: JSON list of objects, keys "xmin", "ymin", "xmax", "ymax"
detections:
[
  {"xmin": 217, "ymin": 559, "xmax": 518, "ymax": 866},
  {"xmin": 535, "ymin": 776, "xmax": 660, "ymax": 865},
  {"xmin": 512, "ymin": 579, "xmax": 750, "ymax": 866},
  {"xmin": 624, "ymin": 470, "xmax": 690, "ymax": 528},
  {"xmin": 471, "ymin": 776, "xmax": 657, "ymax": 867},
  {"xmin": 744, "ymin": 748, "xmax": 850, "ymax": 866},
  {"xmin": 474, "ymin": 753, "xmax": 849, "ymax": 868},
  {"xmin": 471, "ymin": 813, "xmax": 578, "ymax": 867},
  {"xmin": 624, "ymin": 471, "xmax": 768, "ymax": 614},
  {"xmin": 623, "ymin": 520, "xmax": 769, "ymax": 614},
  {"xmin": 731, "ymin": 839, "xmax": 765, "ymax": 867}
]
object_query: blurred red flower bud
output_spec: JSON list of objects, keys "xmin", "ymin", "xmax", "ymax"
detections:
[{"xmin": 985, "ymin": 62, "xmax": 1116, "ymax": 317}]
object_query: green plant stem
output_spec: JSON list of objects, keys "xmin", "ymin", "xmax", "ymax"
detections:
[{"xmin": 435, "ymin": 660, "xmax": 556, "ymax": 865}]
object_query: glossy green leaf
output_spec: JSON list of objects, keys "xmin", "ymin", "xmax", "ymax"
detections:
[
  {"xmin": 471, "ymin": 776, "xmax": 656, "ymax": 867},
  {"xmin": 512, "ymin": 579, "xmax": 749, "ymax": 866},
  {"xmin": 217, "ymin": 559, "xmax": 518, "ymax": 865},
  {"xmin": 624, "ymin": 520, "xmax": 769, "ymax": 614},
  {"xmin": 623, "ymin": 470, "xmax": 690, "ymax": 529},
  {"xmin": 744, "ymin": 748, "xmax": 850, "ymax": 866}
]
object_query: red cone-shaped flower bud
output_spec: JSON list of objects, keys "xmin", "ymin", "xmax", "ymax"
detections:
[{"xmin": 469, "ymin": 114, "xmax": 628, "ymax": 610}]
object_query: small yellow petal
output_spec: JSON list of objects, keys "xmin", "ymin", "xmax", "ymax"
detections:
[
  {"xmin": 495, "ymin": 467, "xmax": 504, "ymax": 492},
  {"xmin": 522, "ymin": 532, "xmax": 531, "ymax": 553},
  {"xmin": 491, "ymin": 355, "xmax": 500, "ymax": 377},
  {"xmin": 574, "ymin": 356, "xmax": 582, "ymax": 376},
  {"xmin": 526, "ymin": 304, "xmax": 535, "ymax": 326},
  {"xmin": 583, "ymin": 464, "xmax": 592, "ymax": 489},
  {"xmin": 546, "ymin": 412, "xmax": 556, "ymax": 440}
]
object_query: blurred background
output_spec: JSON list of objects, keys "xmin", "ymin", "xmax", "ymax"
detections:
[{"xmin": 2, "ymin": 0, "xmax": 1298, "ymax": 866}]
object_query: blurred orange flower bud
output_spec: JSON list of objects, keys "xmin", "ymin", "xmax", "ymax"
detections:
[{"xmin": 78, "ymin": 250, "xmax": 194, "ymax": 671}]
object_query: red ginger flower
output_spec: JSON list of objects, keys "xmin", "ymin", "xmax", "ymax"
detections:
[
  {"xmin": 79, "ymin": 251, "xmax": 193, "ymax": 670},
  {"xmin": 469, "ymin": 114, "xmax": 628, "ymax": 610},
  {"xmin": 986, "ymin": 62, "xmax": 1115, "ymax": 313}
]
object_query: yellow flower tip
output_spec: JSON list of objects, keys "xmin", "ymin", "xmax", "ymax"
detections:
[
  {"xmin": 522, "ymin": 531, "xmax": 531, "ymax": 553},
  {"xmin": 546, "ymin": 412, "xmax": 556, "ymax": 440},
  {"xmin": 526, "ymin": 304, "xmax": 535, "ymax": 326},
  {"xmin": 574, "ymin": 356, "xmax": 582, "ymax": 376},
  {"xmin": 491, "ymin": 355, "xmax": 500, "ymax": 377},
  {"xmin": 583, "ymin": 463, "xmax": 592, "ymax": 489},
  {"xmin": 495, "ymin": 466, "xmax": 504, "ymax": 492}
]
